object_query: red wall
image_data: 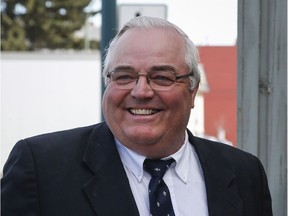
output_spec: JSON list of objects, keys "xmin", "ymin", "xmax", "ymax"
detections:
[{"xmin": 198, "ymin": 46, "xmax": 237, "ymax": 145}]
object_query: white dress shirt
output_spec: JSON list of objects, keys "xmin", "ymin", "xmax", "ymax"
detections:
[{"xmin": 115, "ymin": 131, "xmax": 208, "ymax": 216}]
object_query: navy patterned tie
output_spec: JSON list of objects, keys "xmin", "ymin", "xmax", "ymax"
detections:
[{"xmin": 144, "ymin": 158, "xmax": 175, "ymax": 216}]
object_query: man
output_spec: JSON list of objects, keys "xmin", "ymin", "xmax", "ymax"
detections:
[{"xmin": 2, "ymin": 16, "xmax": 272, "ymax": 216}]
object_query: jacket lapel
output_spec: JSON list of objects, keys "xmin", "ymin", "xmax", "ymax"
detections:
[
  {"xmin": 82, "ymin": 123, "xmax": 139, "ymax": 216},
  {"xmin": 188, "ymin": 131, "xmax": 243, "ymax": 216}
]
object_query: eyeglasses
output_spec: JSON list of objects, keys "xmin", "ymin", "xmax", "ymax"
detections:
[{"xmin": 107, "ymin": 70, "xmax": 193, "ymax": 91}]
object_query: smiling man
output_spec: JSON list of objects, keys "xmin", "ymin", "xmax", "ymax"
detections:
[
  {"xmin": 2, "ymin": 16, "xmax": 272, "ymax": 216},
  {"xmin": 102, "ymin": 26, "xmax": 198, "ymax": 159}
]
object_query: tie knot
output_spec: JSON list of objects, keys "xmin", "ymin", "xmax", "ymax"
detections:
[{"xmin": 144, "ymin": 158, "xmax": 175, "ymax": 178}]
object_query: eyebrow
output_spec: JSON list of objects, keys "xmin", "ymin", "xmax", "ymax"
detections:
[
  {"xmin": 150, "ymin": 65, "xmax": 176, "ymax": 73},
  {"xmin": 111, "ymin": 65, "xmax": 177, "ymax": 73},
  {"xmin": 112, "ymin": 65, "xmax": 135, "ymax": 73}
]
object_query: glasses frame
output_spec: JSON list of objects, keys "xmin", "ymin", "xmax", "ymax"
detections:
[{"xmin": 106, "ymin": 70, "xmax": 193, "ymax": 90}]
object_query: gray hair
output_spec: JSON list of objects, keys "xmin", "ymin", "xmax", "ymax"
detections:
[{"xmin": 102, "ymin": 16, "xmax": 201, "ymax": 90}]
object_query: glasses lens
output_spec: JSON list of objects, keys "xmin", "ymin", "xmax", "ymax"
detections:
[
  {"xmin": 149, "ymin": 71, "xmax": 176, "ymax": 88},
  {"xmin": 110, "ymin": 71, "xmax": 138, "ymax": 87}
]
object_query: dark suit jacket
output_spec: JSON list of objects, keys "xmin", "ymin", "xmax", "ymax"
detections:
[{"xmin": 1, "ymin": 122, "xmax": 272, "ymax": 216}]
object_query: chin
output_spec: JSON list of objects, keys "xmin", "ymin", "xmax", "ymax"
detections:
[{"xmin": 123, "ymin": 128, "xmax": 161, "ymax": 144}]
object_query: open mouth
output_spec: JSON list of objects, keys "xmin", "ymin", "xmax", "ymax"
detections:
[{"xmin": 129, "ymin": 108, "xmax": 160, "ymax": 115}]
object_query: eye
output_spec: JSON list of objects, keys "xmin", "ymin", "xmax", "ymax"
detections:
[
  {"xmin": 150, "ymin": 72, "xmax": 175, "ymax": 85},
  {"xmin": 116, "ymin": 74, "xmax": 134, "ymax": 80},
  {"xmin": 112, "ymin": 71, "xmax": 137, "ymax": 84},
  {"xmin": 153, "ymin": 75, "xmax": 173, "ymax": 81}
]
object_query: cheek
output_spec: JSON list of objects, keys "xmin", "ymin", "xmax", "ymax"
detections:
[
  {"xmin": 101, "ymin": 92, "xmax": 110, "ymax": 122},
  {"xmin": 102, "ymin": 86, "xmax": 129, "ymax": 120},
  {"xmin": 171, "ymin": 92, "xmax": 196, "ymax": 123},
  {"xmin": 162, "ymin": 90, "xmax": 193, "ymax": 109},
  {"xmin": 102, "ymin": 87, "xmax": 119, "ymax": 119}
]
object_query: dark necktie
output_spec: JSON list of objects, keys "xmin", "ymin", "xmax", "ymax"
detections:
[{"xmin": 144, "ymin": 158, "xmax": 175, "ymax": 216}]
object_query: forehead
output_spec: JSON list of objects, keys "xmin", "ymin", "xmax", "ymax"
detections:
[{"xmin": 109, "ymin": 27, "xmax": 186, "ymax": 69}]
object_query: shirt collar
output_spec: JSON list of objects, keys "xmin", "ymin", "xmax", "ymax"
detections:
[
  {"xmin": 169, "ymin": 131, "xmax": 191, "ymax": 183},
  {"xmin": 115, "ymin": 131, "xmax": 191, "ymax": 183},
  {"xmin": 115, "ymin": 139, "xmax": 146, "ymax": 182}
]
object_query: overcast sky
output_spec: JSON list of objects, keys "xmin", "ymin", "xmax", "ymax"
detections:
[{"xmin": 90, "ymin": 0, "xmax": 238, "ymax": 46}]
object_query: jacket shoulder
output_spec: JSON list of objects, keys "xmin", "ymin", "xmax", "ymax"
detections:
[
  {"xmin": 26, "ymin": 124, "xmax": 98, "ymax": 143},
  {"xmin": 5, "ymin": 123, "xmax": 107, "ymax": 167},
  {"xmin": 191, "ymin": 135, "xmax": 263, "ymax": 169}
]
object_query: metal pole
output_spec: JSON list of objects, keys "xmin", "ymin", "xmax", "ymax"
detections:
[{"xmin": 100, "ymin": 0, "xmax": 117, "ymax": 121}]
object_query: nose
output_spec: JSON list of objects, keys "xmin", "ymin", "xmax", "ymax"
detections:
[{"xmin": 130, "ymin": 75, "xmax": 155, "ymax": 99}]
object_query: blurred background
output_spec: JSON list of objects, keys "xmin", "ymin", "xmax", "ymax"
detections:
[{"xmin": 1, "ymin": 1, "xmax": 286, "ymax": 215}]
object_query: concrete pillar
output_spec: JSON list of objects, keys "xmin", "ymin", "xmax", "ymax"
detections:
[{"xmin": 237, "ymin": 0, "xmax": 287, "ymax": 215}]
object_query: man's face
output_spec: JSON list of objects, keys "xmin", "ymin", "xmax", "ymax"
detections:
[{"xmin": 102, "ymin": 28, "xmax": 198, "ymax": 158}]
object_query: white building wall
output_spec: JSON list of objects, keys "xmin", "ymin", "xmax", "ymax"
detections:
[{"xmin": 1, "ymin": 52, "xmax": 102, "ymax": 169}]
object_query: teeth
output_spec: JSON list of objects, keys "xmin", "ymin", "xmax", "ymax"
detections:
[{"xmin": 130, "ymin": 109, "xmax": 156, "ymax": 115}]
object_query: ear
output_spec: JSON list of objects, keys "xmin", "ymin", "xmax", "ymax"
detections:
[{"xmin": 190, "ymin": 84, "xmax": 199, "ymax": 109}]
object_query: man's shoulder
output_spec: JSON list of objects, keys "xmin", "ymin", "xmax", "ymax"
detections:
[
  {"xmin": 192, "ymin": 135, "xmax": 260, "ymax": 166},
  {"xmin": 17, "ymin": 122, "xmax": 107, "ymax": 152},
  {"xmin": 191, "ymin": 135, "xmax": 268, "ymax": 181},
  {"xmin": 25, "ymin": 124, "xmax": 95, "ymax": 143}
]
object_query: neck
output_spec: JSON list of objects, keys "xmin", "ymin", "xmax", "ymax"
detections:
[{"xmin": 121, "ymin": 132, "xmax": 186, "ymax": 159}]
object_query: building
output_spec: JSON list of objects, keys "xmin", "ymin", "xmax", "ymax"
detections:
[{"xmin": 198, "ymin": 46, "xmax": 237, "ymax": 145}]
